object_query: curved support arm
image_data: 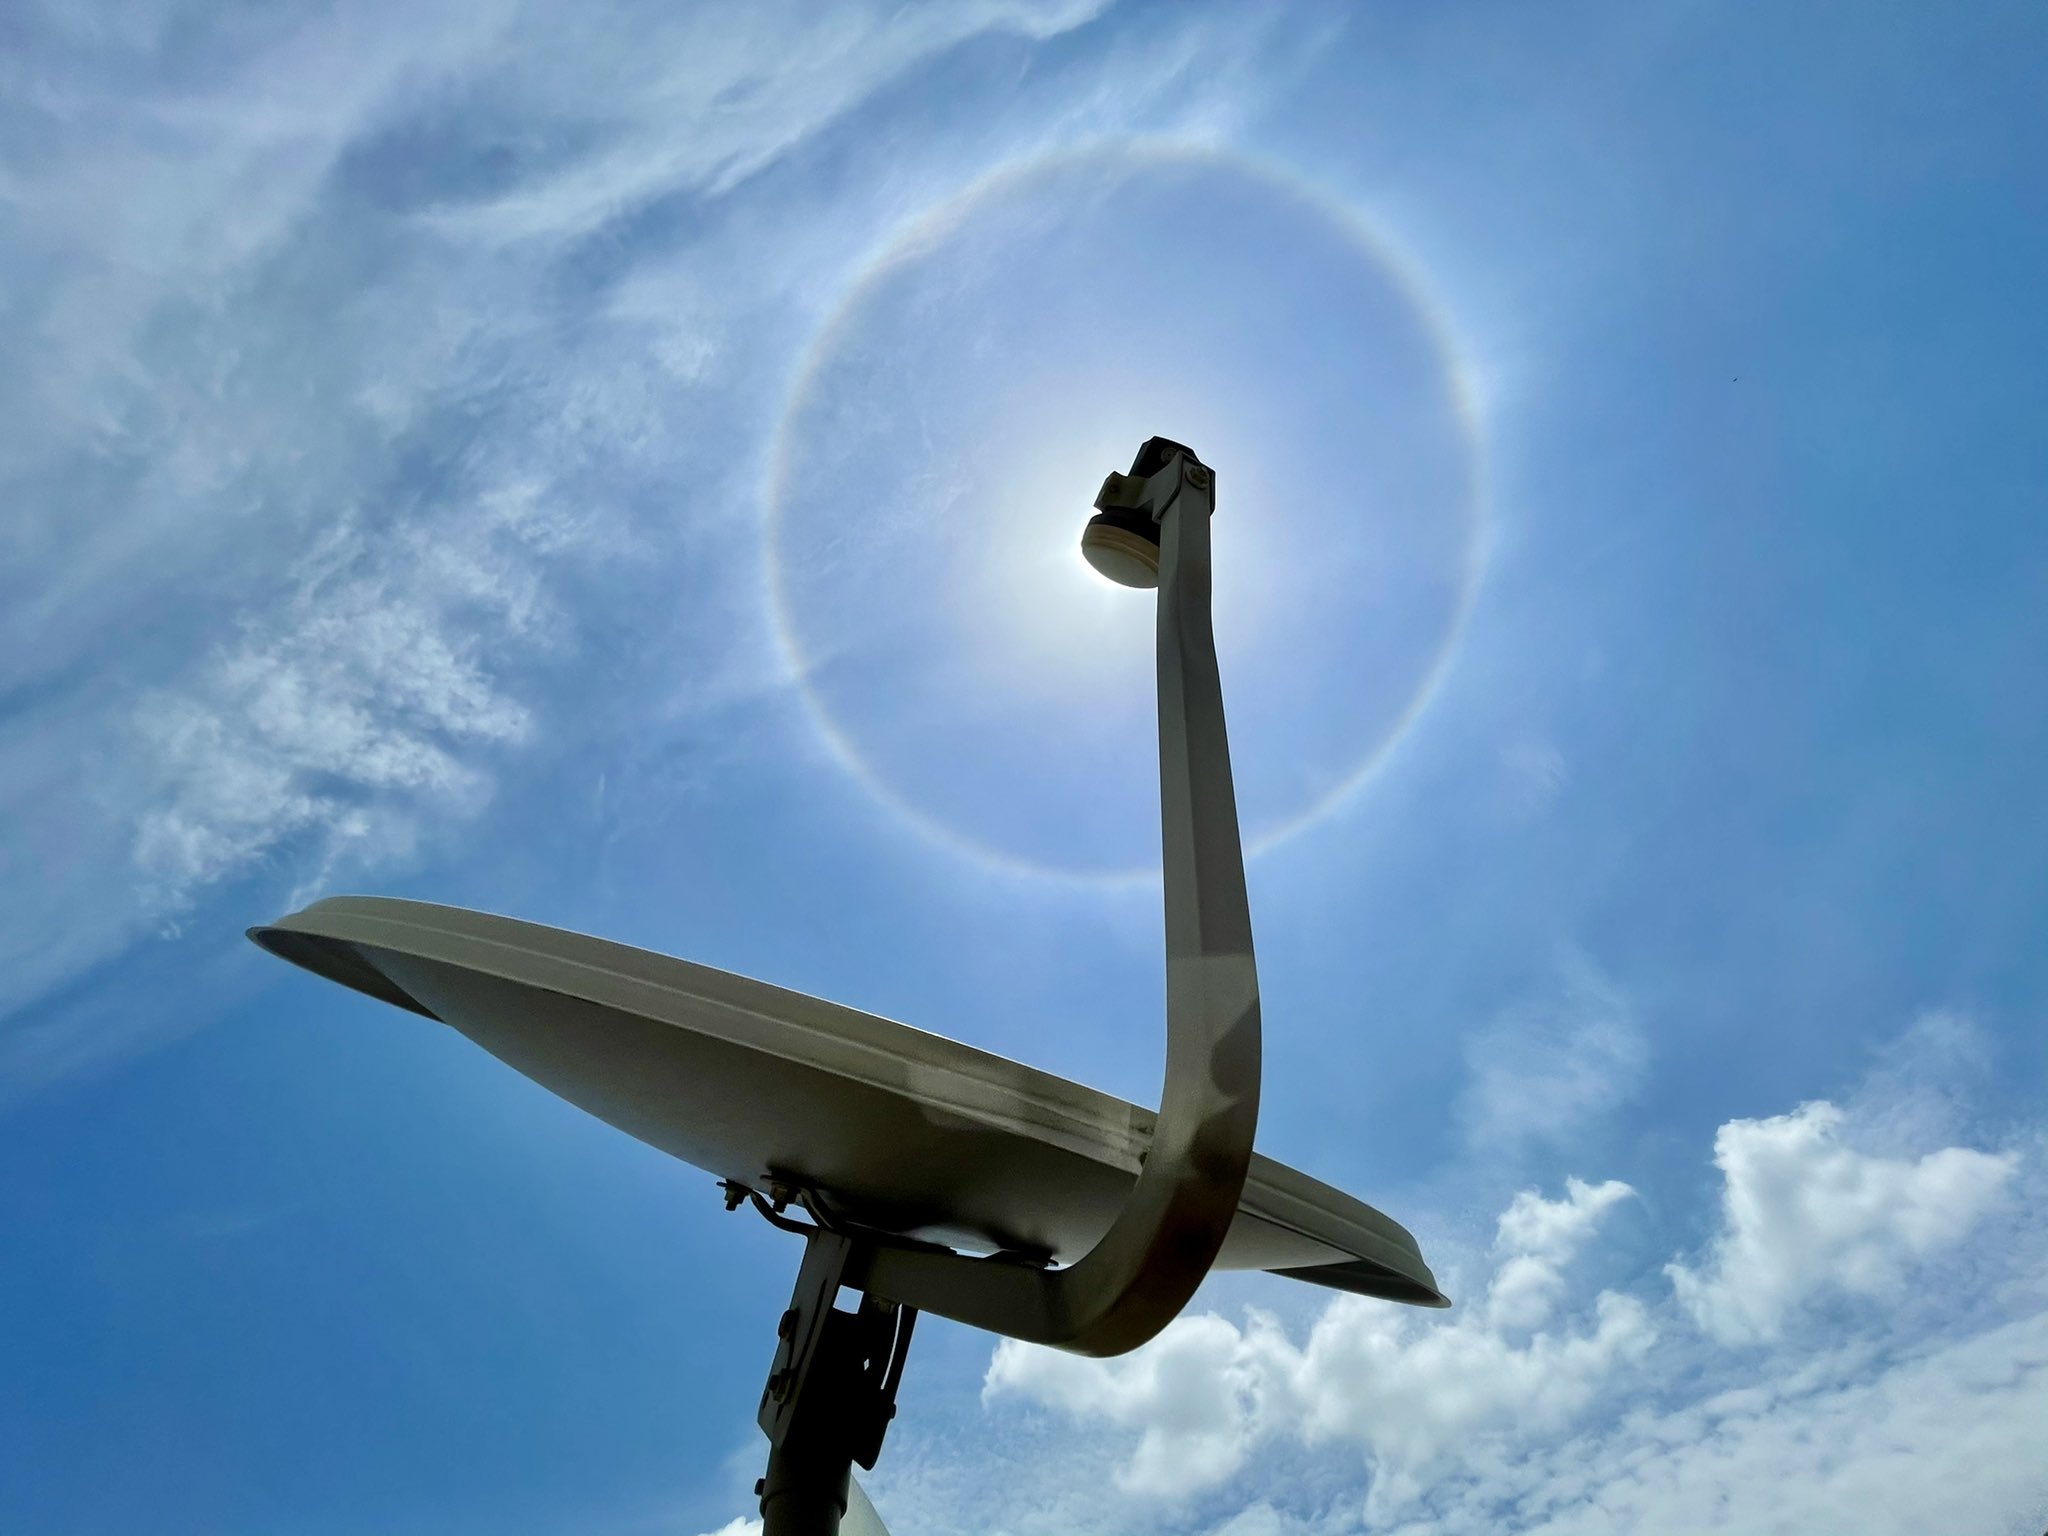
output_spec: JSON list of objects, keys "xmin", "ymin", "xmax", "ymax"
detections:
[{"xmin": 860, "ymin": 445, "xmax": 1261, "ymax": 1357}]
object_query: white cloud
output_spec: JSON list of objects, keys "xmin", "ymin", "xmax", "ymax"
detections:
[
  {"xmin": 1205, "ymin": 1505, "xmax": 1303, "ymax": 1536},
  {"xmin": 987, "ymin": 1309, "xmax": 1297, "ymax": 1497},
  {"xmin": 1464, "ymin": 1307, "xmax": 2048, "ymax": 1536},
  {"xmin": 1499, "ymin": 737, "xmax": 1568, "ymax": 814},
  {"xmin": 1458, "ymin": 955, "xmax": 1647, "ymax": 1153},
  {"xmin": 985, "ymin": 1177, "xmax": 1651, "ymax": 1509},
  {"xmin": 1846, "ymin": 1008, "xmax": 1998, "ymax": 1152},
  {"xmin": 128, "ymin": 507, "xmax": 540, "ymax": 912},
  {"xmin": 1487, "ymin": 1176, "xmax": 1634, "ymax": 1331},
  {"xmin": 1289, "ymin": 1180, "xmax": 1652, "ymax": 1519},
  {"xmin": 0, "ymin": 0, "xmax": 1121, "ymax": 1059},
  {"xmin": 421, "ymin": 1, "xmax": 1110, "ymax": 246},
  {"xmin": 693, "ymin": 1520, "xmax": 762, "ymax": 1536},
  {"xmin": 1, "ymin": 0, "xmax": 1313, "ymax": 1100},
  {"xmin": 979, "ymin": 1236, "xmax": 2048, "ymax": 1536},
  {"xmin": 1666, "ymin": 1098, "xmax": 2019, "ymax": 1344},
  {"xmin": 974, "ymin": 1049, "xmax": 2041, "ymax": 1534}
]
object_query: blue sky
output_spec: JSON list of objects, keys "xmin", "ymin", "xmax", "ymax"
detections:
[{"xmin": 4, "ymin": 2, "xmax": 2046, "ymax": 1533}]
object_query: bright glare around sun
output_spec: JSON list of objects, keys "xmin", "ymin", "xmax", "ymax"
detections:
[{"xmin": 767, "ymin": 147, "xmax": 1480, "ymax": 876}]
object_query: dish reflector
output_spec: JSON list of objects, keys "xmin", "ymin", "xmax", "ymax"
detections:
[{"xmin": 252, "ymin": 896, "xmax": 1444, "ymax": 1308}]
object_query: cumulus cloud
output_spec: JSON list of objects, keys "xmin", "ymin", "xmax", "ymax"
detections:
[
  {"xmin": 983, "ymin": 1252, "xmax": 2048, "ymax": 1536},
  {"xmin": 985, "ymin": 1177, "xmax": 1650, "ymax": 1510},
  {"xmin": 1287, "ymin": 1180, "xmax": 1652, "ymax": 1518},
  {"xmin": 1666, "ymin": 1098, "xmax": 2019, "ymax": 1344},
  {"xmin": 1486, "ymin": 1176, "xmax": 1634, "ymax": 1331},
  {"xmin": 1442, "ymin": 1307, "xmax": 2048, "ymax": 1536},
  {"xmin": 986, "ymin": 1309, "xmax": 1296, "ymax": 1496},
  {"xmin": 976, "ymin": 1047, "xmax": 2039, "ymax": 1533}
]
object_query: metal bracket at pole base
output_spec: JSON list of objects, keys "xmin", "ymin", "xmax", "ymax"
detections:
[{"xmin": 755, "ymin": 1230, "xmax": 917, "ymax": 1536}]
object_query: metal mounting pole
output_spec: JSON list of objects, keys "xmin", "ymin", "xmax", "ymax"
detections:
[
  {"xmin": 749, "ymin": 436, "xmax": 1257, "ymax": 1531},
  {"xmin": 755, "ymin": 1227, "xmax": 916, "ymax": 1536},
  {"xmin": 853, "ymin": 438, "xmax": 1261, "ymax": 1357}
]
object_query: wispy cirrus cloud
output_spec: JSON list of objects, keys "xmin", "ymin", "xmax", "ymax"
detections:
[
  {"xmin": 414, "ymin": 0, "xmax": 1112, "ymax": 248},
  {"xmin": 1456, "ymin": 952, "xmax": 1647, "ymax": 1155},
  {"xmin": 0, "ymin": 0, "xmax": 1123, "ymax": 1063},
  {"xmin": 128, "ymin": 506, "xmax": 544, "ymax": 912}
]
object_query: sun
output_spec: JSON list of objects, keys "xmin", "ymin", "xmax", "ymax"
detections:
[{"xmin": 764, "ymin": 142, "xmax": 1486, "ymax": 878}]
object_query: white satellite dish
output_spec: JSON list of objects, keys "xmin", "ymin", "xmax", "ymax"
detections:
[
  {"xmin": 250, "ymin": 894, "xmax": 1442, "ymax": 1306},
  {"xmin": 251, "ymin": 440, "xmax": 1445, "ymax": 1533}
]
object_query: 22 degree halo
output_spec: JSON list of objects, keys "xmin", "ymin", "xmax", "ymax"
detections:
[{"xmin": 766, "ymin": 144, "xmax": 1485, "ymax": 879}]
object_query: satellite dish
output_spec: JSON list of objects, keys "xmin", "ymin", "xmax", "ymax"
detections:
[
  {"xmin": 250, "ymin": 439, "xmax": 1445, "ymax": 1532},
  {"xmin": 250, "ymin": 893, "xmax": 1442, "ymax": 1306}
]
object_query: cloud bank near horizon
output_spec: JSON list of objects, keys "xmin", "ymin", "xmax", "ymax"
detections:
[{"xmin": 830, "ymin": 1016, "xmax": 2044, "ymax": 1536}]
